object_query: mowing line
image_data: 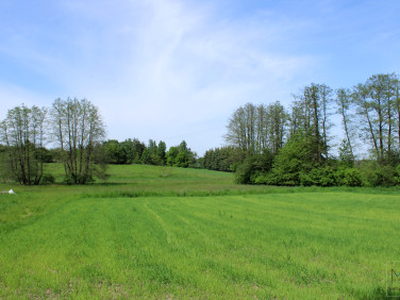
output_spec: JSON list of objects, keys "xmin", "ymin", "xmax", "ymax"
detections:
[
  {"xmin": 150, "ymin": 199, "xmax": 220, "ymax": 249},
  {"xmin": 141, "ymin": 200, "xmax": 175, "ymax": 245}
]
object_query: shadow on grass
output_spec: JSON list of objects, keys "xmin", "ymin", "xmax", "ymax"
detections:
[
  {"xmin": 352, "ymin": 286, "xmax": 400, "ymax": 300},
  {"xmin": 93, "ymin": 182, "xmax": 134, "ymax": 186}
]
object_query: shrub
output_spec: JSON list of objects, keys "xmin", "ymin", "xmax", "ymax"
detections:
[
  {"xmin": 319, "ymin": 166, "xmax": 337, "ymax": 187},
  {"xmin": 299, "ymin": 166, "xmax": 337, "ymax": 187},
  {"xmin": 359, "ymin": 161, "xmax": 398, "ymax": 187},
  {"xmin": 234, "ymin": 150, "xmax": 275, "ymax": 184},
  {"xmin": 299, "ymin": 170, "xmax": 317, "ymax": 186},
  {"xmin": 335, "ymin": 168, "xmax": 363, "ymax": 187},
  {"xmin": 41, "ymin": 173, "xmax": 55, "ymax": 185},
  {"xmin": 234, "ymin": 161, "xmax": 253, "ymax": 184}
]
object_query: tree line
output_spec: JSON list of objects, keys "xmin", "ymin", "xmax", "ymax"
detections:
[
  {"xmin": 102, "ymin": 139, "xmax": 197, "ymax": 168},
  {"xmin": 0, "ymin": 98, "xmax": 198, "ymax": 185},
  {"xmin": 3, "ymin": 73, "xmax": 400, "ymax": 187},
  {"xmin": 202, "ymin": 73, "xmax": 400, "ymax": 187}
]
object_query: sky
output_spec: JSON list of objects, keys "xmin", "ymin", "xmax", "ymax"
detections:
[{"xmin": 1, "ymin": 0, "xmax": 400, "ymax": 155}]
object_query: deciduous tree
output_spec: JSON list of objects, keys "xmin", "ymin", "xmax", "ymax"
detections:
[
  {"xmin": 0, "ymin": 105, "xmax": 47, "ymax": 185},
  {"xmin": 51, "ymin": 98, "xmax": 106, "ymax": 184}
]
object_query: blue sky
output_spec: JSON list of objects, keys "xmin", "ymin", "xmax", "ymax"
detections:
[{"xmin": 1, "ymin": 0, "xmax": 400, "ymax": 155}]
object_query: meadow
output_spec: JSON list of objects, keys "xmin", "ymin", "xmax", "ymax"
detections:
[{"xmin": 0, "ymin": 164, "xmax": 400, "ymax": 299}]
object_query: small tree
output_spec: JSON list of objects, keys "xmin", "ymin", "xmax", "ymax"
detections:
[
  {"xmin": 175, "ymin": 141, "xmax": 197, "ymax": 168},
  {"xmin": 166, "ymin": 146, "xmax": 179, "ymax": 166},
  {"xmin": 269, "ymin": 131, "xmax": 316, "ymax": 186},
  {"xmin": 103, "ymin": 139, "xmax": 126, "ymax": 164},
  {"xmin": 51, "ymin": 98, "xmax": 106, "ymax": 184},
  {"xmin": 158, "ymin": 141, "xmax": 167, "ymax": 165}
]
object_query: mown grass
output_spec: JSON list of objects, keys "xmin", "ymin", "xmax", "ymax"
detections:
[{"xmin": 0, "ymin": 164, "xmax": 399, "ymax": 298}]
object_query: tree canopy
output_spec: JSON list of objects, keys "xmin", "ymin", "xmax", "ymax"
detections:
[{"xmin": 209, "ymin": 73, "xmax": 400, "ymax": 187}]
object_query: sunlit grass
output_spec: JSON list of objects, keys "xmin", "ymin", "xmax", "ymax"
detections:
[{"xmin": 0, "ymin": 164, "xmax": 399, "ymax": 298}]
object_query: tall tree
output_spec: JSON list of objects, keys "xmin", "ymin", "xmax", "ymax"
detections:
[
  {"xmin": 394, "ymin": 75, "xmax": 400, "ymax": 148},
  {"xmin": 225, "ymin": 103, "xmax": 257, "ymax": 153},
  {"xmin": 336, "ymin": 88, "xmax": 356, "ymax": 163},
  {"xmin": 0, "ymin": 105, "xmax": 47, "ymax": 185},
  {"xmin": 290, "ymin": 83, "xmax": 333, "ymax": 162},
  {"xmin": 225, "ymin": 102, "xmax": 288, "ymax": 155},
  {"xmin": 319, "ymin": 84, "xmax": 333, "ymax": 158},
  {"xmin": 256, "ymin": 104, "xmax": 268, "ymax": 151},
  {"xmin": 266, "ymin": 101, "xmax": 289, "ymax": 154},
  {"xmin": 51, "ymin": 98, "xmax": 106, "ymax": 184},
  {"xmin": 353, "ymin": 74, "xmax": 398, "ymax": 163}
]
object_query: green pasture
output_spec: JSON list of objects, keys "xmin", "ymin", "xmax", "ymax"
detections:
[{"xmin": 0, "ymin": 164, "xmax": 399, "ymax": 298}]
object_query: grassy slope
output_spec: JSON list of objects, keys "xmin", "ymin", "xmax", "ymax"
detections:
[{"xmin": 0, "ymin": 164, "xmax": 399, "ymax": 298}]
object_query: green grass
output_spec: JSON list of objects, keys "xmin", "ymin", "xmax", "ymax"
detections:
[{"xmin": 0, "ymin": 164, "xmax": 399, "ymax": 298}]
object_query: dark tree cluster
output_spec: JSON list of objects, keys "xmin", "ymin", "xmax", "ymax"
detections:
[
  {"xmin": 102, "ymin": 139, "xmax": 198, "ymax": 168},
  {"xmin": 206, "ymin": 73, "xmax": 400, "ymax": 187},
  {"xmin": 201, "ymin": 147, "xmax": 245, "ymax": 172},
  {"xmin": 103, "ymin": 139, "xmax": 147, "ymax": 165}
]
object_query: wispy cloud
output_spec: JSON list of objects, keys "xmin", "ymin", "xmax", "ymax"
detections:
[
  {"xmin": 0, "ymin": 0, "xmax": 319, "ymax": 153},
  {"xmin": 55, "ymin": 0, "xmax": 314, "ymax": 151},
  {"xmin": 2, "ymin": 0, "xmax": 399, "ymax": 154}
]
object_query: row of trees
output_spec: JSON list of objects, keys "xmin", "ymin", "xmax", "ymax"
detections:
[
  {"xmin": 0, "ymin": 98, "xmax": 106, "ymax": 185},
  {"xmin": 201, "ymin": 147, "xmax": 245, "ymax": 172},
  {"xmin": 3, "ymin": 73, "xmax": 399, "ymax": 187},
  {"xmin": 224, "ymin": 101, "xmax": 288, "ymax": 155},
  {"xmin": 102, "ymin": 139, "xmax": 197, "ymax": 168},
  {"xmin": 203, "ymin": 73, "xmax": 400, "ymax": 187}
]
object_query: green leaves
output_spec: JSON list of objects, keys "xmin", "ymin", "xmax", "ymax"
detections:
[
  {"xmin": 0, "ymin": 104, "xmax": 47, "ymax": 185},
  {"xmin": 50, "ymin": 98, "xmax": 106, "ymax": 184}
]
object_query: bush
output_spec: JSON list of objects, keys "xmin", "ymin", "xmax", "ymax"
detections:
[
  {"xmin": 40, "ymin": 173, "xmax": 55, "ymax": 185},
  {"xmin": 234, "ymin": 150, "xmax": 275, "ymax": 184},
  {"xmin": 234, "ymin": 160, "xmax": 254, "ymax": 184},
  {"xmin": 299, "ymin": 166, "xmax": 337, "ymax": 187},
  {"xmin": 319, "ymin": 166, "xmax": 337, "ymax": 187},
  {"xmin": 359, "ymin": 161, "xmax": 398, "ymax": 187},
  {"xmin": 299, "ymin": 169, "xmax": 318, "ymax": 186},
  {"xmin": 335, "ymin": 168, "xmax": 363, "ymax": 187},
  {"xmin": 63, "ymin": 175, "xmax": 94, "ymax": 185}
]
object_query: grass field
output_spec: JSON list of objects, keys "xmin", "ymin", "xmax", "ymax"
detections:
[{"xmin": 0, "ymin": 164, "xmax": 400, "ymax": 298}]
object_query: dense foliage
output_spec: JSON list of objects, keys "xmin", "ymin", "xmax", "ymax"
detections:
[
  {"xmin": 2, "ymin": 72, "xmax": 400, "ymax": 187},
  {"xmin": 205, "ymin": 73, "xmax": 400, "ymax": 187},
  {"xmin": 201, "ymin": 147, "xmax": 245, "ymax": 172},
  {"xmin": 102, "ymin": 139, "xmax": 198, "ymax": 168}
]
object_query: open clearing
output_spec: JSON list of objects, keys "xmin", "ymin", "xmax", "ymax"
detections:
[{"xmin": 0, "ymin": 165, "xmax": 399, "ymax": 298}]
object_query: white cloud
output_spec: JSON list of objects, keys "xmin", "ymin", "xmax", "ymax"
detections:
[{"xmin": 0, "ymin": 0, "xmax": 319, "ymax": 154}]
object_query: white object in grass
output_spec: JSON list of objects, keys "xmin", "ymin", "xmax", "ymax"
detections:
[{"xmin": 1, "ymin": 189, "xmax": 16, "ymax": 195}]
